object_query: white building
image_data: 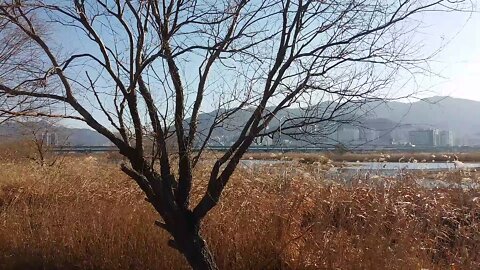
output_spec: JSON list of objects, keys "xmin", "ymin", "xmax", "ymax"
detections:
[{"xmin": 438, "ymin": 130, "xmax": 454, "ymax": 146}]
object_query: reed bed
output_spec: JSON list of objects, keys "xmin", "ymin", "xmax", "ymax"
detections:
[
  {"xmin": 243, "ymin": 151, "xmax": 480, "ymax": 164},
  {"xmin": 0, "ymin": 150, "xmax": 479, "ymax": 269}
]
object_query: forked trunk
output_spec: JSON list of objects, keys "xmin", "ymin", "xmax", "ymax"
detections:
[{"xmin": 123, "ymin": 165, "xmax": 218, "ymax": 269}]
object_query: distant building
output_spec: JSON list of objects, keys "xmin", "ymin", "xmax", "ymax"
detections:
[
  {"xmin": 337, "ymin": 126, "xmax": 360, "ymax": 144},
  {"xmin": 358, "ymin": 118, "xmax": 397, "ymax": 146},
  {"xmin": 409, "ymin": 129, "xmax": 439, "ymax": 147},
  {"xmin": 41, "ymin": 131, "xmax": 57, "ymax": 146},
  {"xmin": 438, "ymin": 130, "xmax": 454, "ymax": 147},
  {"xmin": 255, "ymin": 136, "xmax": 273, "ymax": 146},
  {"xmin": 48, "ymin": 133, "xmax": 57, "ymax": 146},
  {"xmin": 363, "ymin": 129, "xmax": 380, "ymax": 142}
]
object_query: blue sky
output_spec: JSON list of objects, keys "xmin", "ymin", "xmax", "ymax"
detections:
[{"xmin": 53, "ymin": 3, "xmax": 480, "ymax": 128}]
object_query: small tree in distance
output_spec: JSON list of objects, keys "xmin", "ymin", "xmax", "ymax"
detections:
[
  {"xmin": 15, "ymin": 119, "xmax": 68, "ymax": 166},
  {"xmin": 0, "ymin": 0, "xmax": 470, "ymax": 269}
]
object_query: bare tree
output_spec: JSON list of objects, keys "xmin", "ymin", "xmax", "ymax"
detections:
[
  {"xmin": 0, "ymin": 12, "xmax": 55, "ymax": 123},
  {"xmin": 0, "ymin": 0, "xmax": 469, "ymax": 269},
  {"xmin": 14, "ymin": 119, "xmax": 66, "ymax": 166}
]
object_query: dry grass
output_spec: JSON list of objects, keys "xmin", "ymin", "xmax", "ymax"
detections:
[
  {"xmin": 1, "ymin": 146, "xmax": 479, "ymax": 269},
  {"xmin": 325, "ymin": 152, "xmax": 480, "ymax": 163},
  {"xmin": 243, "ymin": 151, "xmax": 480, "ymax": 164},
  {"xmin": 0, "ymin": 141, "xmax": 38, "ymax": 162}
]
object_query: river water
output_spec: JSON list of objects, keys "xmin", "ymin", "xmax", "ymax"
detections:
[
  {"xmin": 240, "ymin": 159, "xmax": 480, "ymax": 189},
  {"xmin": 342, "ymin": 162, "xmax": 480, "ymax": 172}
]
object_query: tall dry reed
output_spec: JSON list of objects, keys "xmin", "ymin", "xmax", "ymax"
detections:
[{"xmin": 0, "ymin": 153, "xmax": 479, "ymax": 269}]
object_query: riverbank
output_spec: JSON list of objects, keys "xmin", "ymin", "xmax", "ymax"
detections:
[{"xmin": 242, "ymin": 151, "xmax": 480, "ymax": 163}]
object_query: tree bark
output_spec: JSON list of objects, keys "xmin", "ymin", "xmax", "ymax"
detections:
[
  {"xmin": 178, "ymin": 233, "xmax": 217, "ymax": 270},
  {"xmin": 171, "ymin": 211, "xmax": 218, "ymax": 270}
]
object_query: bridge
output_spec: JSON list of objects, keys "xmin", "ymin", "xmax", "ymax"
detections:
[
  {"xmin": 52, "ymin": 145, "xmax": 480, "ymax": 154},
  {"xmin": 52, "ymin": 145, "xmax": 119, "ymax": 153},
  {"xmin": 203, "ymin": 145, "xmax": 480, "ymax": 153}
]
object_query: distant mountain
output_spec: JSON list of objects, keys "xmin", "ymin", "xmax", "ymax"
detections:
[
  {"xmin": 0, "ymin": 121, "xmax": 111, "ymax": 146},
  {"xmin": 193, "ymin": 96, "xmax": 480, "ymax": 146},
  {"xmin": 56, "ymin": 127, "xmax": 111, "ymax": 146},
  {"xmin": 366, "ymin": 96, "xmax": 480, "ymax": 134},
  {"xmin": 365, "ymin": 96, "xmax": 480, "ymax": 141},
  {"xmin": 2, "ymin": 96, "xmax": 479, "ymax": 147}
]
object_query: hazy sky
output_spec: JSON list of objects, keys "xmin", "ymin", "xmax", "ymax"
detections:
[
  {"xmin": 416, "ymin": 9, "xmax": 480, "ymax": 101},
  {"xmin": 53, "ymin": 4, "xmax": 480, "ymax": 128}
]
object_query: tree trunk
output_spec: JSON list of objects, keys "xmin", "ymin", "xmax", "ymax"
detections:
[
  {"xmin": 178, "ymin": 233, "xmax": 218, "ymax": 270},
  {"xmin": 168, "ymin": 210, "xmax": 218, "ymax": 270}
]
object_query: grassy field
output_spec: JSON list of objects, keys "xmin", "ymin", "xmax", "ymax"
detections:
[{"xmin": 1, "ymin": 145, "xmax": 480, "ymax": 269}]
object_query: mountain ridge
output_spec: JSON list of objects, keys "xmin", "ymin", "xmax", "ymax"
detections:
[{"xmin": 1, "ymin": 96, "xmax": 479, "ymax": 146}]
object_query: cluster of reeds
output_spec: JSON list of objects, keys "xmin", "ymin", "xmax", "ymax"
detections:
[
  {"xmin": 243, "ymin": 151, "xmax": 480, "ymax": 163},
  {"xmin": 325, "ymin": 152, "xmax": 475, "ymax": 163},
  {"xmin": 0, "ymin": 150, "xmax": 479, "ymax": 269}
]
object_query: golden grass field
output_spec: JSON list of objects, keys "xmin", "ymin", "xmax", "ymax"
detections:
[{"xmin": 0, "ymin": 143, "xmax": 479, "ymax": 269}]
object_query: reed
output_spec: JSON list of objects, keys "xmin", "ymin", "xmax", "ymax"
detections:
[{"xmin": 0, "ymin": 148, "xmax": 479, "ymax": 269}]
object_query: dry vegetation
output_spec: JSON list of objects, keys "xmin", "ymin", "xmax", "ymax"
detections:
[
  {"xmin": 325, "ymin": 152, "xmax": 480, "ymax": 163},
  {"xmin": 1, "ymin": 144, "xmax": 480, "ymax": 269},
  {"xmin": 243, "ymin": 151, "xmax": 480, "ymax": 164}
]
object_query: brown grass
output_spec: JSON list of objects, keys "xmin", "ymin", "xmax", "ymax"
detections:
[
  {"xmin": 243, "ymin": 151, "xmax": 480, "ymax": 163},
  {"xmin": 1, "ymin": 147, "xmax": 479, "ymax": 269},
  {"xmin": 0, "ymin": 140, "xmax": 38, "ymax": 162},
  {"xmin": 325, "ymin": 152, "xmax": 480, "ymax": 163}
]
